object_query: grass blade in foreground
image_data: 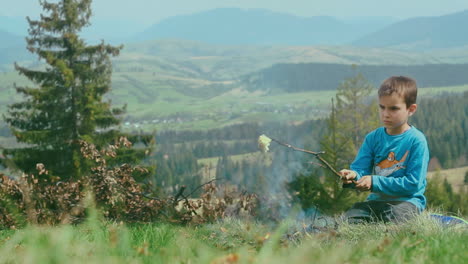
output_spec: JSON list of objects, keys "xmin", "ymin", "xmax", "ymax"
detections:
[{"xmin": 0, "ymin": 213, "xmax": 466, "ymax": 263}]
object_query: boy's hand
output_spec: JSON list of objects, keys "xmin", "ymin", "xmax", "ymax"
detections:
[
  {"xmin": 355, "ymin": 176, "xmax": 372, "ymax": 192},
  {"xmin": 340, "ymin": 169, "xmax": 357, "ymax": 184}
]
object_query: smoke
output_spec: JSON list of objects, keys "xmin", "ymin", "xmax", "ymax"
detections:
[{"xmin": 256, "ymin": 134, "xmax": 319, "ymax": 222}]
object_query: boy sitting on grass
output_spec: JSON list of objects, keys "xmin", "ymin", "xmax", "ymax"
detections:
[{"xmin": 340, "ymin": 76, "xmax": 430, "ymax": 223}]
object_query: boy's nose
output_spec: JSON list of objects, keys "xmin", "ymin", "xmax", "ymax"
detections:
[{"xmin": 382, "ymin": 109, "xmax": 390, "ymax": 117}]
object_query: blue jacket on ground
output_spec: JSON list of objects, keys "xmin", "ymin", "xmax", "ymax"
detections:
[{"xmin": 349, "ymin": 126, "xmax": 430, "ymax": 211}]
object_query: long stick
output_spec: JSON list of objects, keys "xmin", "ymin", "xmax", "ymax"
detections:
[{"xmin": 268, "ymin": 137, "xmax": 343, "ymax": 179}]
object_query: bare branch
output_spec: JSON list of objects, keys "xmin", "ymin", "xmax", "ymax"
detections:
[
  {"xmin": 184, "ymin": 178, "xmax": 220, "ymax": 199},
  {"xmin": 173, "ymin": 185, "xmax": 187, "ymax": 205},
  {"xmin": 268, "ymin": 136, "xmax": 342, "ymax": 179}
]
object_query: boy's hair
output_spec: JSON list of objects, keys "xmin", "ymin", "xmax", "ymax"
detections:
[{"xmin": 378, "ymin": 76, "xmax": 417, "ymax": 107}]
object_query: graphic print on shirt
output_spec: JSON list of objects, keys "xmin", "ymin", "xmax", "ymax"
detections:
[{"xmin": 374, "ymin": 151, "xmax": 409, "ymax": 177}]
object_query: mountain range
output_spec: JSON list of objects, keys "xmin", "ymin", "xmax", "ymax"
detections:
[
  {"xmin": 135, "ymin": 8, "xmax": 394, "ymax": 45},
  {"xmin": 353, "ymin": 10, "xmax": 468, "ymax": 49},
  {"xmin": 1, "ymin": 8, "xmax": 468, "ymax": 68},
  {"xmin": 135, "ymin": 8, "xmax": 468, "ymax": 49}
]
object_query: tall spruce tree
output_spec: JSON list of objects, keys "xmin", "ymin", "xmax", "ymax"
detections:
[{"xmin": 3, "ymin": 0, "xmax": 127, "ymax": 179}]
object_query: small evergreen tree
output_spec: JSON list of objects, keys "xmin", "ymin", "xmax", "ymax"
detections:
[
  {"xmin": 2, "ymin": 0, "xmax": 139, "ymax": 179},
  {"xmin": 289, "ymin": 69, "xmax": 378, "ymax": 214},
  {"xmin": 290, "ymin": 99, "xmax": 365, "ymax": 214},
  {"xmin": 426, "ymin": 171, "xmax": 467, "ymax": 215},
  {"xmin": 335, "ymin": 66, "xmax": 380, "ymax": 149}
]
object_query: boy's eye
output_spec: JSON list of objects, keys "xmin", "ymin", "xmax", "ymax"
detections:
[{"xmin": 379, "ymin": 105, "xmax": 400, "ymax": 111}]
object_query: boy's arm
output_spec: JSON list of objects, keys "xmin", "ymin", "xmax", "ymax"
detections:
[
  {"xmin": 371, "ymin": 139, "xmax": 429, "ymax": 196},
  {"xmin": 343, "ymin": 134, "xmax": 374, "ymax": 188}
]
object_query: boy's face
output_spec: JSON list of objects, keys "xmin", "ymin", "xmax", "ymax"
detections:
[{"xmin": 378, "ymin": 93, "xmax": 417, "ymax": 135}]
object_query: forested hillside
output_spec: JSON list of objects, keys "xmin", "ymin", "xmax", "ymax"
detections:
[
  {"xmin": 149, "ymin": 92, "xmax": 467, "ymax": 193},
  {"xmin": 245, "ymin": 63, "xmax": 468, "ymax": 92},
  {"xmin": 412, "ymin": 92, "xmax": 468, "ymax": 169}
]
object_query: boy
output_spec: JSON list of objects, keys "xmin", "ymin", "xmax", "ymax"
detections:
[{"xmin": 340, "ymin": 76, "xmax": 430, "ymax": 223}]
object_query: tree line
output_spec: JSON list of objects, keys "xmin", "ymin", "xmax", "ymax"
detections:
[
  {"xmin": 245, "ymin": 63, "xmax": 468, "ymax": 92},
  {"xmin": 412, "ymin": 92, "xmax": 468, "ymax": 169},
  {"xmin": 147, "ymin": 90, "xmax": 466, "ymax": 206},
  {"xmin": 153, "ymin": 91, "xmax": 466, "ymax": 177}
]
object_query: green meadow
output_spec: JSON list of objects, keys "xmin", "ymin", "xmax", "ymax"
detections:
[{"xmin": 0, "ymin": 212, "xmax": 466, "ymax": 264}]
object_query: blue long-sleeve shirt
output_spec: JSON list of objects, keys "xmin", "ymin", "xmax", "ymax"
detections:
[{"xmin": 349, "ymin": 126, "xmax": 430, "ymax": 211}]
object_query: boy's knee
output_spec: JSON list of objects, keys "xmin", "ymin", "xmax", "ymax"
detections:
[
  {"xmin": 344, "ymin": 202, "xmax": 374, "ymax": 224},
  {"xmin": 344, "ymin": 201, "xmax": 419, "ymax": 224},
  {"xmin": 383, "ymin": 202, "xmax": 419, "ymax": 223}
]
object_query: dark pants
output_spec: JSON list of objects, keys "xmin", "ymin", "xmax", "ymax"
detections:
[{"xmin": 345, "ymin": 201, "xmax": 419, "ymax": 224}]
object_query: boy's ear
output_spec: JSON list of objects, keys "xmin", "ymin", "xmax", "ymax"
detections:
[{"xmin": 408, "ymin": 104, "xmax": 417, "ymax": 116}]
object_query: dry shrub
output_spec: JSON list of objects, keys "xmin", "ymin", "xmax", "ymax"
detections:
[
  {"xmin": 0, "ymin": 172, "xmax": 84, "ymax": 227},
  {"xmin": 0, "ymin": 138, "xmax": 258, "ymax": 228},
  {"xmin": 178, "ymin": 183, "xmax": 258, "ymax": 224}
]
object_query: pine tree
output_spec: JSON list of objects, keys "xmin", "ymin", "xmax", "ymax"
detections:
[
  {"xmin": 3, "ymin": 0, "xmax": 128, "ymax": 179},
  {"xmin": 288, "ymin": 70, "xmax": 378, "ymax": 214},
  {"xmin": 335, "ymin": 66, "xmax": 380, "ymax": 149},
  {"xmin": 425, "ymin": 171, "xmax": 467, "ymax": 214},
  {"xmin": 290, "ymin": 99, "xmax": 365, "ymax": 214}
]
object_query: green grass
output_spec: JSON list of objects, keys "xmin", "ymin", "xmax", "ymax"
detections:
[
  {"xmin": 0, "ymin": 213, "xmax": 466, "ymax": 263},
  {"xmin": 418, "ymin": 84, "xmax": 468, "ymax": 95}
]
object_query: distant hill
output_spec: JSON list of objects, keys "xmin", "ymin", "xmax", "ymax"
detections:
[
  {"xmin": 0, "ymin": 29, "xmax": 30, "ymax": 68},
  {"xmin": 353, "ymin": 10, "xmax": 468, "ymax": 50},
  {"xmin": 0, "ymin": 16, "xmax": 28, "ymax": 36},
  {"xmin": 79, "ymin": 18, "xmax": 148, "ymax": 44},
  {"xmin": 0, "ymin": 15, "xmax": 147, "ymax": 45},
  {"xmin": 244, "ymin": 63, "xmax": 468, "ymax": 92},
  {"xmin": 3, "ymin": 9, "xmax": 468, "ymax": 49},
  {"xmin": 119, "ymin": 39, "xmax": 468, "ymax": 83},
  {"xmin": 0, "ymin": 29, "xmax": 23, "ymax": 49},
  {"xmin": 135, "ymin": 8, "xmax": 394, "ymax": 45}
]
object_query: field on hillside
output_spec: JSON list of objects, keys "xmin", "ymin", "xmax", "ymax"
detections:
[
  {"xmin": 2, "ymin": 68, "xmax": 465, "ymax": 132},
  {"xmin": 116, "ymin": 83, "xmax": 467, "ymax": 131},
  {"xmin": 427, "ymin": 166, "xmax": 468, "ymax": 192},
  {"xmin": 2, "ymin": 42, "xmax": 468, "ymax": 132}
]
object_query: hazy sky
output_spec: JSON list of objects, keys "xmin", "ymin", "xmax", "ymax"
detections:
[{"xmin": 2, "ymin": 0, "xmax": 468, "ymax": 26}]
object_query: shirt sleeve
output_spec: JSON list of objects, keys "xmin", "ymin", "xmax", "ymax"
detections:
[
  {"xmin": 343, "ymin": 133, "xmax": 375, "ymax": 188},
  {"xmin": 371, "ymin": 138, "xmax": 429, "ymax": 196}
]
